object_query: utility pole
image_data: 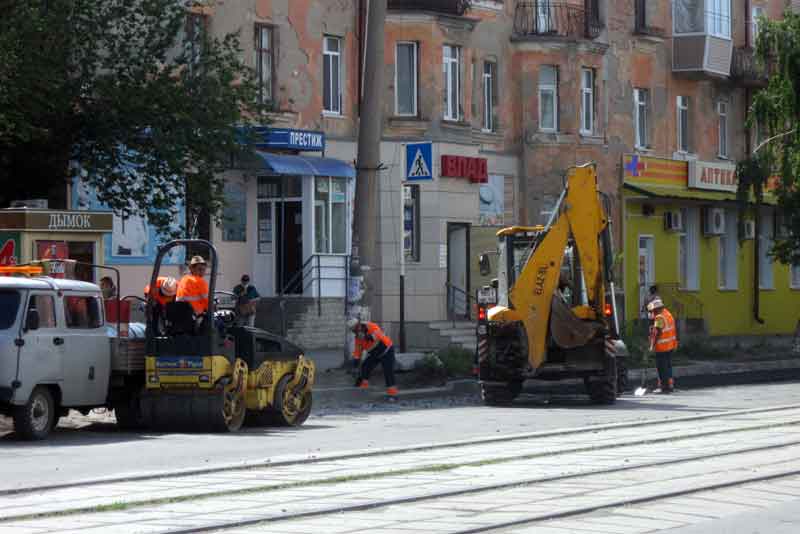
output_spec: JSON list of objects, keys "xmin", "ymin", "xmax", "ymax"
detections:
[{"xmin": 351, "ymin": 0, "xmax": 387, "ymax": 326}]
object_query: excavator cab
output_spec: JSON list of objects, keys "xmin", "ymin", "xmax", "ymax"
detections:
[
  {"xmin": 477, "ymin": 165, "xmax": 628, "ymax": 406},
  {"xmin": 141, "ymin": 239, "xmax": 315, "ymax": 432}
]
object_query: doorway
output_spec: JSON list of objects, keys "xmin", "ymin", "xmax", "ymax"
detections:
[
  {"xmin": 447, "ymin": 222, "xmax": 470, "ymax": 319},
  {"xmin": 638, "ymin": 235, "xmax": 655, "ymax": 319},
  {"xmin": 276, "ymin": 201, "xmax": 303, "ymax": 294}
]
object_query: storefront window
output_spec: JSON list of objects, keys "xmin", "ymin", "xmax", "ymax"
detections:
[
  {"xmin": 222, "ymin": 182, "xmax": 246, "ymax": 242},
  {"xmin": 257, "ymin": 202, "xmax": 272, "ymax": 254},
  {"xmin": 314, "ymin": 177, "xmax": 347, "ymax": 254},
  {"xmin": 718, "ymin": 209, "xmax": 738, "ymax": 290},
  {"xmin": 257, "ymin": 176, "xmax": 301, "ymax": 199}
]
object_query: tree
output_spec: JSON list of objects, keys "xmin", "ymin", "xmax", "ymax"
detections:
[
  {"xmin": 740, "ymin": 9, "xmax": 800, "ymax": 266},
  {"xmin": 0, "ymin": 0, "xmax": 264, "ymax": 236}
]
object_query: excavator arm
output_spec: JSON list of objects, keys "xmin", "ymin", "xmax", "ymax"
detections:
[{"xmin": 490, "ymin": 164, "xmax": 610, "ymax": 370}]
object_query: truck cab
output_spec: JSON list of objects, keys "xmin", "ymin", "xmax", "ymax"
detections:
[{"xmin": 0, "ymin": 276, "xmax": 110, "ymax": 439}]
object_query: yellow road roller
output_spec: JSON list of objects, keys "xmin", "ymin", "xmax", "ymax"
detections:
[{"xmin": 140, "ymin": 239, "xmax": 315, "ymax": 432}]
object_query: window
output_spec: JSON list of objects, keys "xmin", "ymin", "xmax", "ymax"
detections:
[
  {"xmin": 539, "ymin": 65, "xmax": 558, "ymax": 132},
  {"xmin": 64, "ymin": 296, "xmax": 103, "ymax": 329},
  {"xmin": 751, "ymin": 6, "xmax": 765, "ymax": 45},
  {"xmin": 759, "ymin": 210, "xmax": 774, "ymax": 289},
  {"xmin": 404, "ymin": 184, "xmax": 421, "ymax": 261},
  {"xmin": 395, "ymin": 42, "xmax": 418, "ymax": 116},
  {"xmin": 634, "ymin": 0, "xmax": 647, "ymax": 31},
  {"xmin": 255, "ymin": 25, "xmax": 273, "ymax": 105},
  {"xmin": 323, "ymin": 36, "xmax": 342, "ymax": 114},
  {"xmin": 443, "ymin": 45, "xmax": 461, "ymax": 121},
  {"xmin": 314, "ymin": 177, "xmax": 347, "ymax": 254},
  {"xmin": 28, "ymin": 295, "xmax": 57, "ymax": 328},
  {"xmin": 677, "ymin": 95, "xmax": 690, "ymax": 153},
  {"xmin": 634, "ymin": 88, "xmax": 649, "ymax": 149},
  {"xmin": 222, "ymin": 182, "xmax": 246, "ymax": 242},
  {"xmin": 185, "ymin": 13, "xmax": 206, "ymax": 76},
  {"xmin": 673, "ymin": 0, "xmax": 705, "ymax": 33},
  {"xmin": 483, "ymin": 61, "xmax": 497, "ymax": 132},
  {"xmin": 257, "ymin": 203, "xmax": 272, "ymax": 254},
  {"xmin": 707, "ymin": 0, "xmax": 731, "ymax": 38},
  {"xmin": 580, "ymin": 68, "xmax": 594, "ymax": 135},
  {"xmin": 718, "ymin": 209, "xmax": 738, "ymax": 289},
  {"xmin": 0, "ymin": 291, "xmax": 20, "ymax": 330},
  {"xmin": 718, "ymin": 100, "xmax": 728, "ymax": 158},
  {"xmin": 679, "ymin": 207, "xmax": 700, "ymax": 290},
  {"xmin": 536, "ymin": 1, "xmax": 553, "ymax": 32}
]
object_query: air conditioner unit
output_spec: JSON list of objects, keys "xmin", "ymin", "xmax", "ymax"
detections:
[
  {"xmin": 664, "ymin": 210, "xmax": 684, "ymax": 232},
  {"xmin": 743, "ymin": 220, "xmax": 756, "ymax": 240},
  {"xmin": 703, "ymin": 207, "xmax": 726, "ymax": 236}
]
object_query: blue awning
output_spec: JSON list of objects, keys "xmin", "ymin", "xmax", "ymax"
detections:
[{"xmin": 255, "ymin": 151, "xmax": 355, "ymax": 178}]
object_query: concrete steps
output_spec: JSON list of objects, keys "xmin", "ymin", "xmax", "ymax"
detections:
[{"xmin": 429, "ymin": 320, "xmax": 477, "ymax": 351}]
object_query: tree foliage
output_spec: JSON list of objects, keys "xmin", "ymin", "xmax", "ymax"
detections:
[
  {"xmin": 0, "ymin": 0, "xmax": 264, "ymax": 236},
  {"xmin": 742, "ymin": 9, "xmax": 800, "ymax": 265}
]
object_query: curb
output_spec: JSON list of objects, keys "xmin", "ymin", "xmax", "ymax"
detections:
[{"xmin": 314, "ymin": 359, "xmax": 800, "ymax": 404}]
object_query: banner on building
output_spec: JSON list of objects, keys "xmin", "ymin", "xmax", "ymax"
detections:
[
  {"xmin": 623, "ymin": 154, "xmax": 688, "ymax": 188},
  {"xmin": 0, "ymin": 232, "xmax": 20, "ymax": 266},
  {"xmin": 479, "ymin": 175, "xmax": 505, "ymax": 226}
]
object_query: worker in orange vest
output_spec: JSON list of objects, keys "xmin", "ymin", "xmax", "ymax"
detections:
[
  {"xmin": 144, "ymin": 276, "xmax": 178, "ymax": 309},
  {"xmin": 348, "ymin": 318, "xmax": 398, "ymax": 397},
  {"xmin": 647, "ymin": 297, "xmax": 677, "ymax": 393},
  {"xmin": 177, "ymin": 256, "xmax": 210, "ymax": 315}
]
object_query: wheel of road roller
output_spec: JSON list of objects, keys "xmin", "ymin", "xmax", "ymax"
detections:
[
  {"xmin": 113, "ymin": 387, "xmax": 145, "ymax": 431},
  {"xmin": 481, "ymin": 380, "xmax": 522, "ymax": 407},
  {"xmin": 259, "ymin": 373, "xmax": 313, "ymax": 427}
]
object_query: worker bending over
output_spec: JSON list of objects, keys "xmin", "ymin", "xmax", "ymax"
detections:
[
  {"xmin": 648, "ymin": 297, "xmax": 677, "ymax": 393},
  {"xmin": 348, "ymin": 318, "xmax": 398, "ymax": 397},
  {"xmin": 177, "ymin": 256, "xmax": 209, "ymax": 315},
  {"xmin": 144, "ymin": 276, "xmax": 178, "ymax": 309}
]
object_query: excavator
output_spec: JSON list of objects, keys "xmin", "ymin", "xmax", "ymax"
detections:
[
  {"xmin": 476, "ymin": 164, "xmax": 628, "ymax": 405},
  {"xmin": 139, "ymin": 239, "xmax": 315, "ymax": 431}
]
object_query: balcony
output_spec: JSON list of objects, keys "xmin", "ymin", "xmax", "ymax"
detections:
[
  {"xmin": 513, "ymin": 2, "xmax": 602, "ymax": 40},
  {"xmin": 387, "ymin": 0, "xmax": 472, "ymax": 16},
  {"xmin": 672, "ymin": 0, "xmax": 732, "ymax": 77},
  {"xmin": 730, "ymin": 47, "xmax": 768, "ymax": 87}
]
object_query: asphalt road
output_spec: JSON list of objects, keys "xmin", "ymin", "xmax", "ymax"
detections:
[{"xmin": 2, "ymin": 381, "xmax": 800, "ymax": 491}]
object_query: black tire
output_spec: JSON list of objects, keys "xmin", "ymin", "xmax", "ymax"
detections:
[
  {"xmin": 13, "ymin": 386, "xmax": 56, "ymax": 440},
  {"xmin": 481, "ymin": 381, "xmax": 522, "ymax": 407},
  {"xmin": 616, "ymin": 357, "xmax": 629, "ymax": 396},
  {"xmin": 265, "ymin": 374, "xmax": 312, "ymax": 427},
  {"xmin": 113, "ymin": 389, "xmax": 145, "ymax": 430},
  {"xmin": 585, "ymin": 378, "xmax": 617, "ymax": 405}
]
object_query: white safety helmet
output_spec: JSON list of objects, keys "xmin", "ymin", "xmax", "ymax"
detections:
[
  {"xmin": 161, "ymin": 277, "xmax": 178, "ymax": 296},
  {"xmin": 646, "ymin": 297, "xmax": 664, "ymax": 312},
  {"xmin": 346, "ymin": 318, "xmax": 360, "ymax": 330}
]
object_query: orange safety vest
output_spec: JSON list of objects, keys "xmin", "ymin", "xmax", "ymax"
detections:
[
  {"xmin": 176, "ymin": 274, "xmax": 209, "ymax": 315},
  {"xmin": 144, "ymin": 277, "xmax": 176, "ymax": 308},
  {"xmin": 654, "ymin": 308, "xmax": 678, "ymax": 352},
  {"xmin": 352, "ymin": 322, "xmax": 393, "ymax": 360}
]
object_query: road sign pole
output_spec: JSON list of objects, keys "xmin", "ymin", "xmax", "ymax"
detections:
[{"xmin": 399, "ymin": 146, "xmax": 407, "ymax": 352}]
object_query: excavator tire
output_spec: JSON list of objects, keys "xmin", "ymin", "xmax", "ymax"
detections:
[
  {"xmin": 585, "ymin": 377, "xmax": 617, "ymax": 405},
  {"xmin": 481, "ymin": 380, "xmax": 522, "ymax": 407},
  {"xmin": 616, "ymin": 357, "xmax": 629, "ymax": 396}
]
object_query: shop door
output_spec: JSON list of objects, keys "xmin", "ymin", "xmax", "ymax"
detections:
[
  {"xmin": 35, "ymin": 241, "xmax": 95, "ymax": 281},
  {"xmin": 447, "ymin": 223, "xmax": 470, "ymax": 319},
  {"xmin": 638, "ymin": 236, "xmax": 655, "ymax": 319},
  {"xmin": 275, "ymin": 202, "xmax": 303, "ymax": 294}
]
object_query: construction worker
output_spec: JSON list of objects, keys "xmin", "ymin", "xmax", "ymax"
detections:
[
  {"xmin": 177, "ymin": 256, "xmax": 209, "ymax": 315},
  {"xmin": 144, "ymin": 276, "xmax": 178, "ymax": 308},
  {"xmin": 348, "ymin": 318, "xmax": 398, "ymax": 397},
  {"xmin": 647, "ymin": 297, "xmax": 677, "ymax": 393}
]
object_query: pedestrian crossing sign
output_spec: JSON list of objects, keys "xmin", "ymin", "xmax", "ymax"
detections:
[{"xmin": 405, "ymin": 142, "xmax": 433, "ymax": 181}]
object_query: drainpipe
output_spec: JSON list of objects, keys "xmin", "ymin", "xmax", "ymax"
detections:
[{"xmin": 744, "ymin": 87, "xmax": 765, "ymax": 324}]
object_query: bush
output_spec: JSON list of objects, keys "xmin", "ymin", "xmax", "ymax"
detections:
[{"xmin": 436, "ymin": 346, "xmax": 475, "ymax": 377}]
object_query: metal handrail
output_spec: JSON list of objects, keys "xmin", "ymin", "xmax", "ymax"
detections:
[
  {"xmin": 446, "ymin": 282, "xmax": 476, "ymax": 321},
  {"xmin": 513, "ymin": 2, "xmax": 602, "ymax": 39},
  {"xmin": 277, "ymin": 255, "xmax": 352, "ymax": 332}
]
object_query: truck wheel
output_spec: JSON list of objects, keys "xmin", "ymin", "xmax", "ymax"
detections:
[
  {"xmin": 481, "ymin": 381, "xmax": 522, "ymax": 407},
  {"xmin": 13, "ymin": 387, "xmax": 56, "ymax": 440},
  {"xmin": 616, "ymin": 358, "xmax": 629, "ymax": 396},
  {"xmin": 585, "ymin": 378, "xmax": 617, "ymax": 405},
  {"xmin": 113, "ymin": 389, "xmax": 144, "ymax": 430}
]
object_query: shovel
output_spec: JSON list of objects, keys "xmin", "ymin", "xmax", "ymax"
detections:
[{"xmin": 635, "ymin": 345, "xmax": 655, "ymax": 397}]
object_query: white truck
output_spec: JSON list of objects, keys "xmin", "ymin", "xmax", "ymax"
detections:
[{"xmin": 0, "ymin": 275, "xmax": 145, "ymax": 439}]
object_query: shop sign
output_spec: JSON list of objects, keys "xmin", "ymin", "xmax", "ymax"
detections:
[
  {"xmin": 441, "ymin": 155, "xmax": 488, "ymax": 183},
  {"xmin": 688, "ymin": 161, "xmax": 738, "ymax": 193},
  {"xmin": 0, "ymin": 232, "xmax": 20, "ymax": 266},
  {"xmin": 257, "ymin": 128, "xmax": 325, "ymax": 152}
]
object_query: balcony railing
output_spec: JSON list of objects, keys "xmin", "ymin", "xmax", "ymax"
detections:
[
  {"xmin": 730, "ymin": 47, "xmax": 768, "ymax": 86},
  {"xmin": 388, "ymin": 0, "xmax": 472, "ymax": 16},
  {"xmin": 514, "ymin": 2, "xmax": 602, "ymax": 40}
]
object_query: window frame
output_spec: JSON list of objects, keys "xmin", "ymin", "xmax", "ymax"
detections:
[
  {"xmin": 63, "ymin": 295, "xmax": 104, "ymax": 330},
  {"xmin": 443, "ymin": 45, "xmax": 462, "ymax": 122},
  {"xmin": 255, "ymin": 24, "xmax": 274, "ymax": 106},
  {"xmin": 403, "ymin": 184, "xmax": 421, "ymax": 262},
  {"xmin": 751, "ymin": 6, "xmax": 765, "ymax": 46},
  {"xmin": 634, "ymin": 88, "xmax": 649, "ymax": 149},
  {"xmin": 482, "ymin": 60, "xmax": 497, "ymax": 132},
  {"xmin": 185, "ymin": 13, "xmax": 207, "ymax": 77},
  {"xmin": 791, "ymin": 263, "xmax": 800, "ymax": 290},
  {"xmin": 313, "ymin": 176, "xmax": 348, "ymax": 255},
  {"xmin": 580, "ymin": 68, "xmax": 594, "ymax": 136},
  {"xmin": 678, "ymin": 207, "xmax": 700, "ymax": 291},
  {"xmin": 718, "ymin": 99, "xmax": 729, "ymax": 158},
  {"xmin": 395, "ymin": 41, "xmax": 419, "ymax": 117},
  {"xmin": 27, "ymin": 293, "xmax": 57, "ymax": 329},
  {"xmin": 323, "ymin": 35, "xmax": 343, "ymax": 115},
  {"xmin": 718, "ymin": 209, "xmax": 738, "ymax": 290},
  {"xmin": 677, "ymin": 95, "xmax": 690, "ymax": 153},
  {"xmin": 538, "ymin": 65, "xmax": 558, "ymax": 133}
]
